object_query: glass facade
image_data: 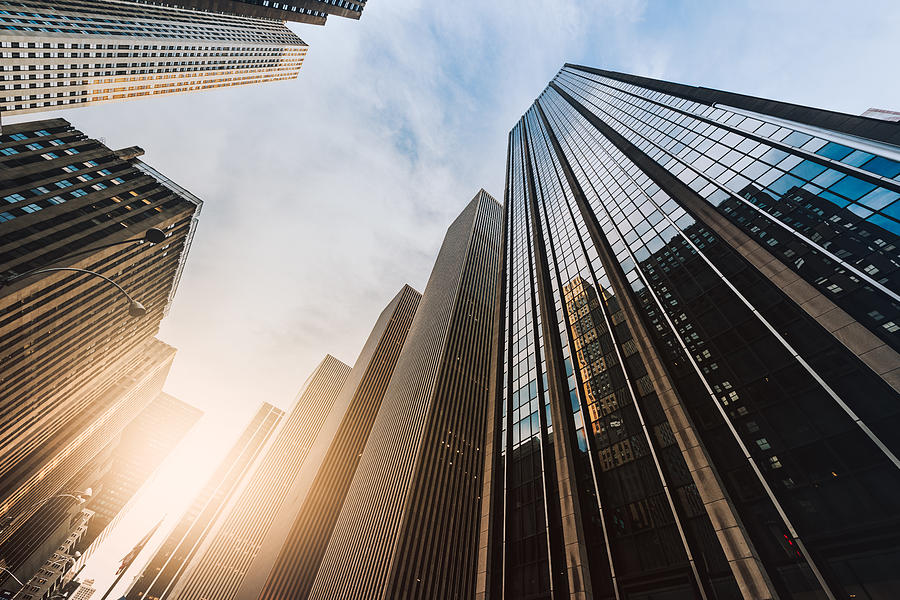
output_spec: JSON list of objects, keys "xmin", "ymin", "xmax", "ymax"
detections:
[{"xmin": 480, "ymin": 66, "xmax": 900, "ymax": 600}]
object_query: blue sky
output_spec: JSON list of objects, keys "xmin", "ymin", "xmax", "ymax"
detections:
[{"xmin": 20, "ymin": 0, "xmax": 899, "ymax": 589}]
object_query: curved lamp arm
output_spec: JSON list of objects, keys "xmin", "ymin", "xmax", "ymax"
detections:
[
  {"xmin": 28, "ymin": 227, "xmax": 167, "ymax": 272},
  {"xmin": 2, "ymin": 267, "xmax": 146, "ymax": 317}
]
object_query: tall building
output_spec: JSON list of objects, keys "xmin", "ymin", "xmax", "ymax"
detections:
[
  {"xmin": 7, "ymin": 507, "xmax": 92, "ymax": 600},
  {"xmin": 69, "ymin": 392, "xmax": 202, "ymax": 562},
  {"xmin": 141, "ymin": 0, "xmax": 366, "ymax": 26},
  {"xmin": 71, "ymin": 579, "xmax": 97, "ymax": 600},
  {"xmin": 477, "ymin": 65, "xmax": 900, "ymax": 600},
  {"xmin": 0, "ymin": 338, "xmax": 176, "ymax": 594},
  {"xmin": 309, "ymin": 189, "xmax": 502, "ymax": 600},
  {"xmin": 245, "ymin": 284, "xmax": 421, "ymax": 600},
  {"xmin": 0, "ymin": 118, "xmax": 200, "ymax": 552},
  {"xmin": 165, "ymin": 355, "xmax": 351, "ymax": 600},
  {"xmin": 124, "ymin": 403, "xmax": 283, "ymax": 600},
  {"xmin": 0, "ymin": 0, "xmax": 306, "ymax": 120}
]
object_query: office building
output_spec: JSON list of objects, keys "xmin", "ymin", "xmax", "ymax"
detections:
[
  {"xmin": 71, "ymin": 579, "xmax": 97, "ymax": 600},
  {"xmin": 124, "ymin": 403, "xmax": 283, "ymax": 600},
  {"xmin": 141, "ymin": 0, "xmax": 366, "ymax": 26},
  {"xmin": 7, "ymin": 507, "xmax": 92, "ymax": 600},
  {"xmin": 477, "ymin": 65, "xmax": 900, "ymax": 600},
  {"xmin": 165, "ymin": 355, "xmax": 350, "ymax": 600},
  {"xmin": 244, "ymin": 284, "xmax": 421, "ymax": 600},
  {"xmin": 69, "ymin": 393, "xmax": 202, "ymax": 561},
  {"xmin": 0, "ymin": 0, "xmax": 306, "ymax": 120},
  {"xmin": 0, "ymin": 118, "xmax": 200, "ymax": 550},
  {"xmin": 310, "ymin": 189, "xmax": 502, "ymax": 600}
]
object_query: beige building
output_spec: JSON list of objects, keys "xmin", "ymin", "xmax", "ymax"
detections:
[{"xmin": 0, "ymin": 0, "xmax": 306, "ymax": 120}]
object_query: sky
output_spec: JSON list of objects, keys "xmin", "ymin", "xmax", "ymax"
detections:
[{"xmin": 8, "ymin": 0, "xmax": 900, "ymax": 594}]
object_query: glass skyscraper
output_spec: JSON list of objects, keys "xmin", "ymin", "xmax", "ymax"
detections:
[{"xmin": 478, "ymin": 65, "xmax": 900, "ymax": 600}]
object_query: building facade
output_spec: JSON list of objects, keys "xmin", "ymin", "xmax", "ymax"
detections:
[
  {"xmin": 124, "ymin": 402, "xmax": 283, "ymax": 600},
  {"xmin": 0, "ymin": 118, "xmax": 200, "ymax": 556},
  {"xmin": 140, "ymin": 0, "xmax": 366, "ymax": 26},
  {"xmin": 247, "ymin": 284, "xmax": 421, "ymax": 600},
  {"xmin": 0, "ymin": 0, "xmax": 306, "ymax": 120},
  {"xmin": 8, "ymin": 507, "xmax": 92, "ymax": 600},
  {"xmin": 70, "ymin": 392, "xmax": 202, "ymax": 562},
  {"xmin": 477, "ymin": 65, "xmax": 900, "ymax": 600},
  {"xmin": 309, "ymin": 189, "xmax": 502, "ymax": 600},
  {"xmin": 165, "ymin": 355, "xmax": 350, "ymax": 600}
]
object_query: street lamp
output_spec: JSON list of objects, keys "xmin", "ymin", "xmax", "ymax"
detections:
[{"xmin": 0, "ymin": 227, "xmax": 165, "ymax": 318}]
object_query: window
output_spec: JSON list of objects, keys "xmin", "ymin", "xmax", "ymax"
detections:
[
  {"xmin": 21, "ymin": 203, "xmax": 42, "ymax": 213},
  {"xmin": 0, "ymin": 212, "xmax": 14, "ymax": 222},
  {"xmin": 55, "ymin": 179, "xmax": 73, "ymax": 188},
  {"xmin": 815, "ymin": 142, "xmax": 853, "ymax": 161},
  {"xmin": 3, "ymin": 193, "xmax": 25, "ymax": 203},
  {"xmin": 9, "ymin": 133, "xmax": 27, "ymax": 140},
  {"xmin": 830, "ymin": 175, "xmax": 877, "ymax": 200},
  {"xmin": 0, "ymin": 147, "xmax": 18, "ymax": 155}
]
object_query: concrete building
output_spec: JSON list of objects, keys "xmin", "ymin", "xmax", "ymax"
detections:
[
  {"xmin": 0, "ymin": 0, "xmax": 306, "ymax": 121},
  {"xmin": 165, "ymin": 356, "xmax": 350, "ymax": 600},
  {"xmin": 245, "ymin": 285, "xmax": 421, "ymax": 600},
  {"xmin": 0, "ymin": 118, "xmax": 200, "ymax": 563},
  {"xmin": 124, "ymin": 403, "xmax": 283, "ymax": 600},
  {"xmin": 309, "ymin": 190, "xmax": 502, "ymax": 600}
]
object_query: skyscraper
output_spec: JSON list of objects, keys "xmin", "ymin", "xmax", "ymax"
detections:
[
  {"xmin": 140, "ymin": 0, "xmax": 366, "ymax": 26},
  {"xmin": 0, "ymin": 0, "xmax": 306, "ymax": 120},
  {"xmin": 478, "ymin": 65, "xmax": 900, "ymax": 600},
  {"xmin": 69, "ymin": 392, "xmax": 202, "ymax": 561},
  {"xmin": 165, "ymin": 355, "xmax": 350, "ymax": 600},
  {"xmin": 245, "ymin": 284, "xmax": 421, "ymax": 600},
  {"xmin": 6, "ymin": 506, "xmax": 93, "ymax": 600},
  {"xmin": 124, "ymin": 403, "xmax": 283, "ymax": 600},
  {"xmin": 0, "ymin": 118, "xmax": 200, "ymax": 551},
  {"xmin": 309, "ymin": 189, "xmax": 502, "ymax": 600}
]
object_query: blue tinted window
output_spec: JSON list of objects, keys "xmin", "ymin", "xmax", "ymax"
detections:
[
  {"xmin": 858, "ymin": 188, "xmax": 900, "ymax": 211},
  {"xmin": 783, "ymin": 131, "xmax": 812, "ymax": 147},
  {"xmin": 882, "ymin": 201, "xmax": 900, "ymax": 220},
  {"xmin": 869, "ymin": 214, "xmax": 900, "ymax": 236},
  {"xmin": 816, "ymin": 142, "xmax": 853, "ymax": 160},
  {"xmin": 811, "ymin": 169, "xmax": 845, "ymax": 188},
  {"xmin": 21, "ymin": 203, "xmax": 42, "ymax": 213},
  {"xmin": 790, "ymin": 160, "xmax": 827, "ymax": 181},
  {"xmin": 3, "ymin": 193, "xmax": 25, "ymax": 203},
  {"xmin": 760, "ymin": 147, "xmax": 789, "ymax": 165},
  {"xmin": 861, "ymin": 156, "xmax": 900, "ymax": 179},
  {"xmin": 769, "ymin": 173, "xmax": 804, "ymax": 195},
  {"xmin": 0, "ymin": 212, "xmax": 13, "ymax": 222},
  {"xmin": 830, "ymin": 176, "xmax": 877, "ymax": 200},
  {"xmin": 843, "ymin": 149, "xmax": 875, "ymax": 167}
]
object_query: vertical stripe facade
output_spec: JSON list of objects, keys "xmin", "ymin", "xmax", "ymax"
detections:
[
  {"xmin": 167, "ymin": 355, "xmax": 350, "ymax": 600},
  {"xmin": 251, "ymin": 285, "xmax": 421, "ymax": 600},
  {"xmin": 479, "ymin": 66, "xmax": 900, "ymax": 600},
  {"xmin": 124, "ymin": 403, "xmax": 283, "ymax": 600},
  {"xmin": 309, "ymin": 189, "xmax": 502, "ymax": 600}
]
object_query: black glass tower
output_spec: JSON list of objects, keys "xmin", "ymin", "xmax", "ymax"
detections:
[{"xmin": 478, "ymin": 65, "xmax": 900, "ymax": 600}]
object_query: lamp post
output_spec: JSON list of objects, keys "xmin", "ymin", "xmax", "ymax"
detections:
[{"xmin": 0, "ymin": 227, "xmax": 166, "ymax": 318}]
